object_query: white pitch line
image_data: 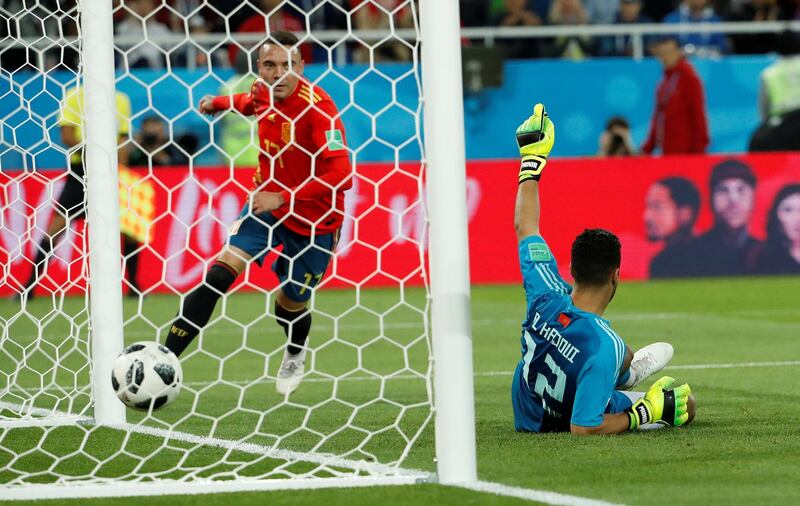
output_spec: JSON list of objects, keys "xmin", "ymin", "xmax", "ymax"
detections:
[
  {"xmin": 5, "ymin": 359, "xmax": 799, "ymax": 397},
  {"xmin": 0, "ymin": 400, "xmax": 427, "ymax": 479},
  {"xmin": 6, "ymin": 307, "xmax": 799, "ymax": 342},
  {"xmin": 461, "ymin": 480, "xmax": 625, "ymax": 506},
  {"xmin": 666, "ymin": 360, "xmax": 800, "ymax": 370}
]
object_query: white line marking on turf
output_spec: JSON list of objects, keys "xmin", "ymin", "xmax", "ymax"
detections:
[
  {"xmin": 6, "ymin": 360, "xmax": 799, "ymax": 396},
  {"xmin": 0, "ymin": 400, "xmax": 428, "ymax": 479},
  {"xmin": 462, "ymin": 480, "xmax": 624, "ymax": 506},
  {"xmin": 666, "ymin": 360, "xmax": 800, "ymax": 370},
  {"xmin": 6, "ymin": 307, "xmax": 799, "ymax": 342}
]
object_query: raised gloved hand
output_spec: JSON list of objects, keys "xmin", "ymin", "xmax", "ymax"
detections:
[
  {"xmin": 626, "ymin": 376, "xmax": 692, "ymax": 430},
  {"xmin": 515, "ymin": 103, "xmax": 555, "ymax": 183}
]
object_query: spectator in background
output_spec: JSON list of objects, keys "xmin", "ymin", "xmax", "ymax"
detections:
[
  {"xmin": 292, "ymin": 0, "xmax": 349, "ymax": 62},
  {"xmin": 229, "ymin": 0, "xmax": 310, "ymax": 65},
  {"xmin": 547, "ymin": 0, "xmax": 593, "ymax": 59},
  {"xmin": 598, "ymin": 0, "xmax": 653, "ymax": 56},
  {"xmin": 641, "ymin": 35, "xmax": 710, "ymax": 155},
  {"xmin": 115, "ymin": 0, "xmax": 172, "ymax": 69},
  {"xmin": 663, "ymin": 0, "xmax": 729, "ymax": 56},
  {"xmin": 730, "ymin": 0, "xmax": 791, "ymax": 54},
  {"xmin": 491, "ymin": 0, "xmax": 544, "ymax": 59},
  {"xmin": 644, "ymin": 177, "xmax": 702, "ymax": 278},
  {"xmin": 749, "ymin": 31, "xmax": 800, "ymax": 152},
  {"xmin": 641, "ymin": 0, "xmax": 679, "ymax": 21},
  {"xmin": 129, "ymin": 116, "xmax": 188, "ymax": 167},
  {"xmin": 461, "ymin": 0, "xmax": 492, "ymax": 26},
  {"xmin": 597, "ymin": 116, "xmax": 636, "ymax": 156},
  {"xmin": 686, "ymin": 160, "xmax": 760, "ymax": 277},
  {"xmin": 352, "ymin": 0, "xmax": 414, "ymax": 62},
  {"xmin": 586, "ymin": 0, "xmax": 620, "ymax": 24},
  {"xmin": 752, "ymin": 184, "xmax": 800, "ymax": 274}
]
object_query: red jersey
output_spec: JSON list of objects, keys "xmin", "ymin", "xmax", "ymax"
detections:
[
  {"xmin": 212, "ymin": 78, "xmax": 352, "ymax": 236},
  {"xmin": 642, "ymin": 58, "xmax": 710, "ymax": 155}
]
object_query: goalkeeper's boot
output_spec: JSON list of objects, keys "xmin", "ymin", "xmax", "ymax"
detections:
[
  {"xmin": 620, "ymin": 342, "xmax": 673, "ymax": 390},
  {"xmin": 276, "ymin": 344, "xmax": 307, "ymax": 395}
]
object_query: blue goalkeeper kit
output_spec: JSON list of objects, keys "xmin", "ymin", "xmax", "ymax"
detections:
[{"xmin": 512, "ymin": 235, "xmax": 631, "ymax": 432}]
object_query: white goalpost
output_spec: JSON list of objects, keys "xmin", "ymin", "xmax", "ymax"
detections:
[{"xmin": 0, "ymin": 0, "xmax": 476, "ymax": 499}]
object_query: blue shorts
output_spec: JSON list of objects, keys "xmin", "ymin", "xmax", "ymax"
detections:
[{"xmin": 227, "ymin": 207, "xmax": 337, "ymax": 303}]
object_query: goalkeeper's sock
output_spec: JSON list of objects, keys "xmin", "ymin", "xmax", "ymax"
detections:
[
  {"xmin": 275, "ymin": 301, "xmax": 311, "ymax": 356},
  {"xmin": 165, "ymin": 261, "xmax": 238, "ymax": 357}
]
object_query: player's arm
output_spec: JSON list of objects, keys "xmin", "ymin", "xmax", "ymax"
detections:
[
  {"xmin": 514, "ymin": 103, "xmax": 554, "ymax": 242},
  {"xmin": 572, "ymin": 373, "xmax": 693, "ymax": 435},
  {"xmin": 200, "ymin": 92, "xmax": 255, "ymax": 116},
  {"xmin": 251, "ymin": 155, "xmax": 351, "ymax": 216},
  {"xmin": 571, "ymin": 413, "xmax": 631, "ymax": 435}
]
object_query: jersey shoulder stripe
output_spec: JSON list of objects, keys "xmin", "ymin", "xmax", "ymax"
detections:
[
  {"xmin": 594, "ymin": 318, "xmax": 625, "ymax": 373},
  {"xmin": 542, "ymin": 264, "xmax": 569, "ymax": 293},
  {"xmin": 534, "ymin": 264, "xmax": 568, "ymax": 294},
  {"xmin": 298, "ymin": 85, "xmax": 322, "ymax": 104}
]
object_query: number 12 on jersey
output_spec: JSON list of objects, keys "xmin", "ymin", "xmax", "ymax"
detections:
[{"xmin": 522, "ymin": 330, "xmax": 567, "ymax": 417}]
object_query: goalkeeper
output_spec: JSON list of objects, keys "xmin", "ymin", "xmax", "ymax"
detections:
[
  {"xmin": 511, "ymin": 104, "xmax": 696, "ymax": 434},
  {"xmin": 164, "ymin": 31, "xmax": 352, "ymax": 396}
]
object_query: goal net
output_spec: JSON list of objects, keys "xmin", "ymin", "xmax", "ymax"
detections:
[{"xmin": 0, "ymin": 0, "xmax": 473, "ymax": 498}]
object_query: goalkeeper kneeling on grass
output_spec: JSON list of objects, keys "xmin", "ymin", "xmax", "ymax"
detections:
[{"xmin": 510, "ymin": 103, "xmax": 696, "ymax": 434}]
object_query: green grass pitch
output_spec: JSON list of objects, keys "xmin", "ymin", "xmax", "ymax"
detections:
[{"xmin": 1, "ymin": 276, "xmax": 799, "ymax": 505}]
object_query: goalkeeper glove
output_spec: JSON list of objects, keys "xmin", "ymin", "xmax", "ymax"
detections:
[
  {"xmin": 515, "ymin": 103, "xmax": 555, "ymax": 183},
  {"xmin": 626, "ymin": 376, "xmax": 691, "ymax": 430}
]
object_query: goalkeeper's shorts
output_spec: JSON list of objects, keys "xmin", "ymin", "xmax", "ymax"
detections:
[{"xmin": 228, "ymin": 206, "xmax": 338, "ymax": 303}]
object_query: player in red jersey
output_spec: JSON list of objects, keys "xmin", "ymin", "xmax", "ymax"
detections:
[{"xmin": 164, "ymin": 31, "xmax": 352, "ymax": 395}]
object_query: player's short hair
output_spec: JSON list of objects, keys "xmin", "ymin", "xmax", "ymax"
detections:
[
  {"xmin": 657, "ymin": 177, "xmax": 701, "ymax": 224},
  {"xmin": 570, "ymin": 229, "xmax": 621, "ymax": 286},
  {"xmin": 267, "ymin": 31, "xmax": 300, "ymax": 50}
]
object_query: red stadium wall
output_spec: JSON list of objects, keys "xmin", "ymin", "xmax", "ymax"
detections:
[{"xmin": 2, "ymin": 153, "xmax": 798, "ymax": 296}]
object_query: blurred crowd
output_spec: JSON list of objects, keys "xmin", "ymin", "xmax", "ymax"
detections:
[
  {"xmin": 2, "ymin": 0, "xmax": 800, "ymax": 73},
  {"xmin": 467, "ymin": 0, "xmax": 800, "ymax": 58}
]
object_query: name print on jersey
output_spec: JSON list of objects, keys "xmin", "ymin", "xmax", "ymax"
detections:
[{"xmin": 530, "ymin": 312, "xmax": 581, "ymax": 363}]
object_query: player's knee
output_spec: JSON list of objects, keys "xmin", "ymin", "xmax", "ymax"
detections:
[
  {"xmin": 685, "ymin": 394, "xmax": 696, "ymax": 426},
  {"xmin": 277, "ymin": 288, "xmax": 307, "ymax": 312}
]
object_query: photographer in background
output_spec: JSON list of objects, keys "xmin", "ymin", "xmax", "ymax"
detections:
[
  {"xmin": 129, "ymin": 116, "xmax": 189, "ymax": 167},
  {"xmin": 597, "ymin": 116, "xmax": 637, "ymax": 156}
]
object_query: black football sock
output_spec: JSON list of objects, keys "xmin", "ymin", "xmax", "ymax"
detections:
[
  {"xmin": 165, "ymin": 261, "xmax": 237, "ymax": 357},
  {"xmin": 275, "ymin": 301, "xmax": 311, "ymax": 356},
  {"xmin": 23, "ymin": 236, "xmax": 55, "ymax": 294},
  {"xmin": 122, "ymin": 235, "xmax": 141, "ymax": 295}
]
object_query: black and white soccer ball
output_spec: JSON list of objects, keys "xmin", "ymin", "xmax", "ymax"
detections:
[{"xmin": 111, "ymin": 341, "xmax": 182, "ymax": 410}]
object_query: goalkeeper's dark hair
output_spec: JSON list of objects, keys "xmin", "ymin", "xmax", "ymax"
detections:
[{"xmin": 570, "ymin": 229, "xmax": 621, "ymax": 286}]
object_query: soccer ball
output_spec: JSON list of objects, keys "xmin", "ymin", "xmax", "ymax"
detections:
[{"xmin": 111, "ymin": 341, "xmax": 182, "ymax": 410}]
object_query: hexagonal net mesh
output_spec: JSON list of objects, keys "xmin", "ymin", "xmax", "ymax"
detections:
[{"xmin": 0, "ymin": 0, "xmax": 438, "ymax": 495}]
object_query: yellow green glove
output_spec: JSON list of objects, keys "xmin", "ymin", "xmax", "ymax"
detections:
[
  {"xmin": 515, "ymin": 103, "xmax": 555, "ymax": 183},
  {"xmin": 626, "ymin": 376, "xmax": 692, "ymax": 430}
]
